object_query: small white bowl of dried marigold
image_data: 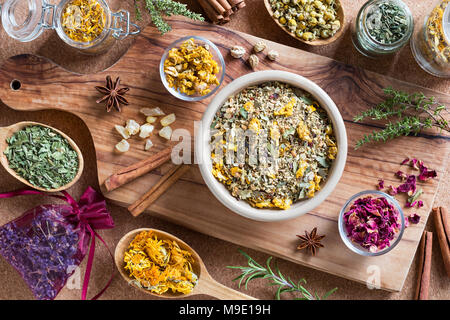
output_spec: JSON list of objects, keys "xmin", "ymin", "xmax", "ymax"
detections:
[{"xmin": 195, "ymin": 70, "xmax": 347, "ymax": 222}]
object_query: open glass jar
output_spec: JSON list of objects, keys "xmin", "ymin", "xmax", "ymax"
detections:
[
  {"xmin": 411, "ymin": 0, "xmax": 450, "ymax": 77},
  {"xmin": 1, "ymin": 0, "xmax": 140, "ymax": 54},
  {"xmin": 352, "ymin": 0, "xmax": 414, "ymax": 58}
]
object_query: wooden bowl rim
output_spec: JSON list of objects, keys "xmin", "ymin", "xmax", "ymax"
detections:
[
  {"xmin": 263, "ymin": 0, "xmax": 345, "ymax": 46},
  {"xmin": 0, "ymin": 121, "xmax": 84, "ymax": 192}
]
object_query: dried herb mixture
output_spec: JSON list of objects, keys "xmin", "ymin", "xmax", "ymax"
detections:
[
  {"xmin": 210, "ymin": 81, "xmax": 337, "ymax": 210},
  {"xmin": 4, "ymin": 125, "xmax": 79, "ymax": 190}
]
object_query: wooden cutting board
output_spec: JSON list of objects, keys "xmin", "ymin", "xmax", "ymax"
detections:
[{"xmin": 0, "ymin": 18, "xmax": 448, "ymax": 292}]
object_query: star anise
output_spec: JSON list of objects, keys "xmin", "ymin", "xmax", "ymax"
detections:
[
  {"xmin": 95, "ymin": 75, "xmax": 129, "ymax": 112},
  {"xmin": 296, "ymin": 227, "xmax": 325, "ymax": 256}
]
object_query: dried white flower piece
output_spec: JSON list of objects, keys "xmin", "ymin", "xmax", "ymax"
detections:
[
  {"xmin": 253, "ymin": 41, "xmax": 267, "ymax": 53},
  {"xmin": 115, "ymin": 125, "xmax": 130, "ymax": 140},
  {"xmin": 139, "ymin": 123, "xmax": 155, "ymax": 139},
  {"xmin": 267, "ymin": 50, "xmax": 279, "ymax": 61},
  {"xmin": 146, "ymin": 116, "xmax": 157, "ymax": 124},
  {"xmin": 160, "ymin": 113, "xmax": 176, "ymax": 127},
  {"xmin": 159, "ymin": 126, "xmax": 172, "ymax": 140},
  {"xmin": 140, "ymin": 107, "xmax": 165, "ymax": 117},
  {"xmin": 115, "ymin": 139, "xmax": 130, "ymax": 153},
  {"xmin": 125, "ymin": 119, "xmax": 140, "ymax": 136},
  {"xmin": 144, "ymin": 138, "xmax": 153, "ymax": 151},
  {"xmin": 248, "ymin": 54, "xmax": 259, "ymax": 69},
  {"xmin": 230, "ymin": 45, "xmax": 246, "ymax": 59}
]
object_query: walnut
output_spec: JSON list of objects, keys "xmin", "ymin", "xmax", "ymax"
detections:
[
  {"xmin": 248, "ymin": 54, "xmax": 259, "ymax": 69},
  {"xmin": 267, "ymin": 49, "xmax": 279, "ymax": 61},
  {"xmin": 253, "ymin": 41, "xmax": 267, "ymax": 53},
  {"xmin": 230, "ymin": 45, "xmax": 246, "ymax": 59}
]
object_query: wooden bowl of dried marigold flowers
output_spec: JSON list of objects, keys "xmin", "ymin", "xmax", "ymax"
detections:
[{"xmin": 115, "ymin": 228, "xmax": 256, "ymax": 299}]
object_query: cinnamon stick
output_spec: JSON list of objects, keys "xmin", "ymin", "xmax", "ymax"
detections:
[
  {"xmin": 433, "ymin": 207, "xmax": 450, "ymax": 277},
  {"xmin": 415, "ymin": 231, "xmax": 433, "ymax": 300},
  {"xmin": 128, "ymin": 164, "xmax": 191, "ymax": 217},
  {"xmin": 198, "ymin": 0, "xmax": 223, "ymax": 23},
  {"xmin": 218, "ymin": 0, "xmax": 233, "ymax": 16},
  {"xmin": 228, "ymin": 0, "xmax": 244, "ymax": 6},
  {"xmin": 208, "ymin": 0, "xmax": 226, "ymax": 15},
  {"xmin": 104, "ymin": 147, "xmax": 172, "ymax": 192}
]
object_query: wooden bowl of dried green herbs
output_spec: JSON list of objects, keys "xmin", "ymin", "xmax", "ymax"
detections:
[{"xmin": 0, "ymin": 122, "xmax": 84, "ymax": 192}]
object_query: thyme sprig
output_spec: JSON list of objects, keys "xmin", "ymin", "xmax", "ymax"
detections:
[
  {"xmin": 227, "ymin": 250, "xmax": 338, "ymax": 300},
  {"xmin": 354, "ymin": 87, "xmax": 449, "ymax": 149},
  {"xmin": 135, "ymin": 0, "xmax": 204, "ymax": 35}
]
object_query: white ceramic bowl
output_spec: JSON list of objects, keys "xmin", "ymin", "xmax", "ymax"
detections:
[{"xmin": 195, "ymin": 70, "xmax": 348, "ymax": 222}]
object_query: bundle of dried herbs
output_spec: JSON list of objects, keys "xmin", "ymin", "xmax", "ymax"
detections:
[
  {"xmin": 4, "ymin": 125, "xmax": 79, "ymax": 190},
  {"xmin": 227, "ymin": 250, "xmax": 337, "ymax": 300},
  {"xmin": 365, "ymin": 1, "xmax": 409, "ymax": 44},
  {"xmin": 134, "ymin": 0, "xmax": 204, "ymax": 35},
  {"xmin": 354, "ymin": 87, "xmax": 450, "ymax": 149}
]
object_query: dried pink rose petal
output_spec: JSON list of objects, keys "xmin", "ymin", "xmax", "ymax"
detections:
[
  {"xmin": 417, "ymin": 200, "xmax": 424, "ymax": 208},
  {"xmin": 397, "ymin": 175, "xmax": 416, "ymax": 194},
  {"xmin": 377, "ymin": 179, "xmax": 385, "ymax": 190},
  {"xmin": 406, "ymin": 201, "xmax": 417, "ymax": 208},
  {"xmin": 387, "ymin": 185, "xmax": 398, "ymax": 196},
  {"xmin": 343, "ymin": 196, "xmax": 402, "ymax": 252},
  {"xmin": 395, "ymin": 170, "xmax": 408, "ymax": 180},
  {"xmin": 411, "ymin": 158, "xmax": 419, "ymax": 170},
  {"xmin": 408, "ymin": 213, "xmax": 420, "ymax": 224},
  {"xmin": 401, "ymin": 158, "xmax": 410, "ymax": 165},
  {"xmin": 418, "ymin": 161, "xmax": 437, "ymax": 181}
]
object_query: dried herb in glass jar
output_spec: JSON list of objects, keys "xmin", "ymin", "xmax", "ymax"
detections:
[
  {"xmin": 365, "ymin": 1, "xmax": 409, "ymax": 44},
  {"xmin": 61, "ymin": 0, "xmax": 107, "ymax": 43}
]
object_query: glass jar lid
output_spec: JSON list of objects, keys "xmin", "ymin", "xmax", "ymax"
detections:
[{"xmin": 1, "ymin": 0, "xmax": 55, "ymax": 42}]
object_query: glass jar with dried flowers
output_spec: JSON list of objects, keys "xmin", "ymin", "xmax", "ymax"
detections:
[{"xmin": 1, "ymin": 0, "xmax": 140, "ymax": 54}]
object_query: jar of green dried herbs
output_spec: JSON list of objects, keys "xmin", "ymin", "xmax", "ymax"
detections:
[
  {"xmin": 352, "ymin": 0, "xmax": 414, "ymax": 57},
  {"xmin": 410, "ymin": 0, "xmax": 450, "ymax": 77}
]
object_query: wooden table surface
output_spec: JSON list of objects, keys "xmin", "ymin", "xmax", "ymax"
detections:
[{"xmin": 0, "ymin": 0, "xmax": 448, "ymax": 300}]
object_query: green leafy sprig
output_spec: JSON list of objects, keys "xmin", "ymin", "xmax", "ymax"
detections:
[
  {"xmin": 227, "ymin": 250, "xmax": 338, "ymax": 300},
  {"xmin": 135, "ymin": 0, "xmax": 204, "ymax": 35},
  {"xmin": 354, "ymin": 87, "xmax": 449, "ymax": 149}
]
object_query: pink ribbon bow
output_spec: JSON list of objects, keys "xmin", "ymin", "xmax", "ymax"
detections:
[{"xmin": 0, "ymin": 187, "xmax": 115, "ymax": 300}]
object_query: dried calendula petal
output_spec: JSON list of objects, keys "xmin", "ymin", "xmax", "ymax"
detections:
[
  {"xmin": 125, "ymin": 119, "xmax": 140, "ymax": 136},
  {"xmin": 115, "ymin": 125, "xmax": 130, "ymax": 140},
  {"xmin": 115, "ymin": 139, "xmax": 130, "ymax": 153},
  {"xmin": 139, "ymin": 123, "xmax": 154, "ymax": 139},
  {"xmin": 161, "ymin": 113, "xmax": 176, "ymax": 127},
  {"xmin": 230, "ymin": 45, "xmax": 246, "ymax": 58},
  {"xmin": 159, "ymin": 126, "xmax": 173, "ymax": 140},
  {"xmin": 253, "ymin": 41, "xmax": 267, "ymax": 53},
  {"xmin": 248, "ymin": 54, "xmax": 259, "ymax": 69},
  {"xmin": 144, "ymin": 138, "xmax": 153, "ymax": 151},
  {"xmin": 140, "ymin": 107, "xmax": 165, "ymax": 117}
]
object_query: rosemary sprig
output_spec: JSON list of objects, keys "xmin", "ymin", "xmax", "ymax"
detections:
[
  {"xmin": 354, "ymin": 87, "xmax": 449, "ymax": 149},
  {"xmin": 135, "ymin": 0, "xmax": 204, "ymax": 35},
  {"xmin": 227, "ymin": 250, "xmax": 338, "ymax": 300}
]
